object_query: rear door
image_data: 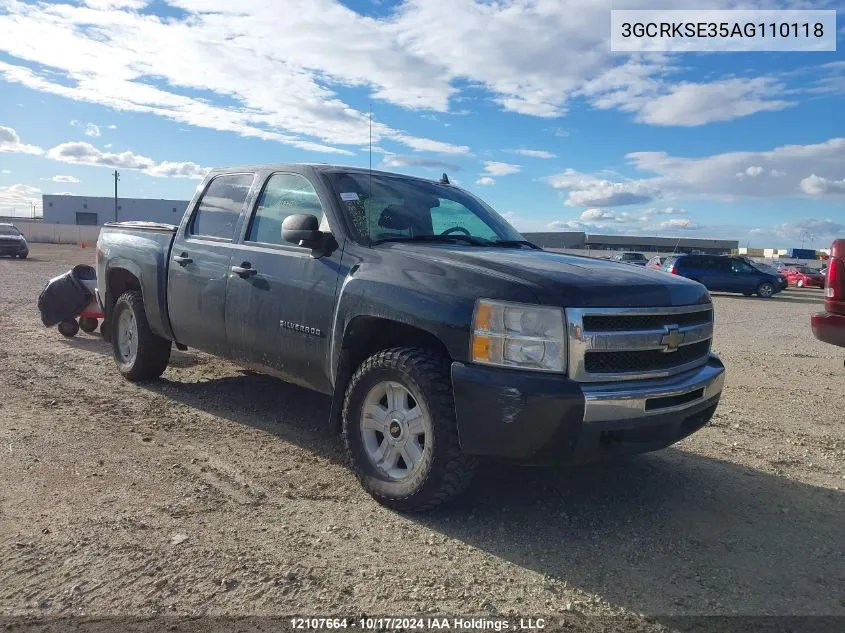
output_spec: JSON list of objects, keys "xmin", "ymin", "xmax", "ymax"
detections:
[
  {"xmin": 224, "ymin": 171, "xmax": 343, "ymax": 394},
  {"xmin": 167, "ymin": 172, "xmax": 255, "ymax": 356},
  {"xmin": 693, "ymin": 257, "xmax": 727, "ymax": 291}
]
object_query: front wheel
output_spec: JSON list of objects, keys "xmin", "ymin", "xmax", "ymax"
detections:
[
  {"xmin": 111, "ymin": 291, "xmax": 171, "ymax": 381},
  {"xmin": 796, "ymin": 279, "xmax": 804, "ymax": 288},
  {"xmin": 757, "ymin": 282, "xmax": 775, "ymax": 298},
  {"xmin": 342, "ymin": 347, "xmax": 477, "ymax": 512}
]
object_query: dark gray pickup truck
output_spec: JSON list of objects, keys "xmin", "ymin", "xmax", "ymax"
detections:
[{"xmin": 96, "ymin": 164, "xmax": 725, "ymax": 510}]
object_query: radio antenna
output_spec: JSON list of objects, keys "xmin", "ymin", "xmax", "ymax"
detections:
[{"xmin": 368, "ymin": 102, "xmax": 373, "ymax": 200}]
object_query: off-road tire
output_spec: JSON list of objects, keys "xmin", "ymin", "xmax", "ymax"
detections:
[
  {"xmin": 112, "ymin": 290, "xmax": 171, "ymax": 381},
  {"xmin": 343, "ymin": 347, "xmax": 477, "ymax": 512},
  {"xmin": 100, "ymin": 320, "xmax": 111, "ymax": 342}
]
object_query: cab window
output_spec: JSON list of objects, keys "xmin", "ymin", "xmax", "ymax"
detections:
[
  {"xmin": 246, "ymin": 173, "xmax": 325, "ymax": 246},
  {"xmin": 189, "ymin": 173, "xmax": 254, "ymax": 240}
]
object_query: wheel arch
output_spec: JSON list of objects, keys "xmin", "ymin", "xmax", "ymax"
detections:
[{"xmin": 328, "ymin": 316, "xmax": 451, "ymax": 433}]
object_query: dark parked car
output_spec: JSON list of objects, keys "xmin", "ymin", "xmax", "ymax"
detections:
[
  {"xmin": 663, "ymin": 255, "xmax": 783, "ymax": 298},
  {"xmin": 96, "ymin": 164, "xmax": 725, "ymax": 510},
  {"xmin": 0, "ymin": 223, "xmax": 28, "ymax": 258},
  {"xmin": 613, "ymin": 252, "xmax": 647, "ymax": 265}
]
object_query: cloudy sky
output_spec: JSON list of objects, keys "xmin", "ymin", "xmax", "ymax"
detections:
[{"xmin": 0, "ymin": 0, "xmax": 843, "ymax": 248}]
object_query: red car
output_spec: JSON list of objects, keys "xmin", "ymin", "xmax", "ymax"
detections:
[
  {"xmin": 646, "ymin": 255, "xmax": 666, "ymax": 270},
  {"xmin": 811, "ymin": 240, "xmax": 845, "ymax": 349},
  {"xmin": 783, "ymin": 265, "xmax": 825, "ymax": 288}
]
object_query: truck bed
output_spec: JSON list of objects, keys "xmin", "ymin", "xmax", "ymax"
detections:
[{"xmin": 97, "ymin": 221, "xmax": 178, "ymax": 341}]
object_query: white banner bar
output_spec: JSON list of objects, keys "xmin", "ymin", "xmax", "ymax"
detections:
[{"xmin": 611, "ymin": 10, "xmax": 837, "ymax": 52}]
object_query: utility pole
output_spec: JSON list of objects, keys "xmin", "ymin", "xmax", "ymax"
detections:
[{"xmin": 113, "ymin": 170, "xmax": 120, "ymax": 222}]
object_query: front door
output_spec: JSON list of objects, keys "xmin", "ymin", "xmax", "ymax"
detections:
[
  {"xmin": 167, "ymin": 172, "xmax": 255, "ymax": 356},
  {"xmin": 225, "ymin": 172, "xmax": 343, "ymax": 394},
  {"xmin": 728, "ymin": 259, "xmax": 760, "ymax": 293}
]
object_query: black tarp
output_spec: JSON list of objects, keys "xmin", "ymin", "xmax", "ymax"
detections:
[{"xmin": 37, "ymin": 264, "xmax": 96, "ymax": 327}]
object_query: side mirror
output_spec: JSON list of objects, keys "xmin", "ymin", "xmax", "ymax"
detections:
[{"xmin": 282, "ymin": 213, "xmax": 322, "ymax": 246}]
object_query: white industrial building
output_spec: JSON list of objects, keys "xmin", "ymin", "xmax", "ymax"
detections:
[{"xmin": 41, "ymin": 194, "xmax": 190, "ymax": 226}]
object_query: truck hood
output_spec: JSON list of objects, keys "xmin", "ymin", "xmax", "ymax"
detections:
[{"xmin": 389, "ymin": 244, "xmax": 711, "ymax": 307}]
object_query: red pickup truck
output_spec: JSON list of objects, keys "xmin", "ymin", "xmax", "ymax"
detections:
[{"xmin": 811, "ymin": 239, "xmax": 845, "ymax": 349}]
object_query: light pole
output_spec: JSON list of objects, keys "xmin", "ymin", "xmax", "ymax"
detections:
[{"xmin": 113, "ymin": 170, "xmax": 120, "ymax": 222}]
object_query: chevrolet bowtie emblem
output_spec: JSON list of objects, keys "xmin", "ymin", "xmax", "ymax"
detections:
[{"xmin": 660, "ymin": 325, "xmax": 684, "ymax": 353}]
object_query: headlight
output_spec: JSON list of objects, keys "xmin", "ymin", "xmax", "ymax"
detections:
[{"xmin": 471, "ymin": 299, "xmax": 566, "ymax": 372}]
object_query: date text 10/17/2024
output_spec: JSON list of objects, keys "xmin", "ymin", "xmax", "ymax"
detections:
[{"xmin": 289, "ymin": 617, "xmax": 547, "ymax": 631}]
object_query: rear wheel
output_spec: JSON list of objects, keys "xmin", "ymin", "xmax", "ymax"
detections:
[
  {"xmin": 18, "ymin": 252, "xmax": 28, "ymax": 259},
  {"xmin": 342, "ymin": 347, "xmax": 477, "ymax": 512},
  {"xmin": 79, "ymin": 317, "xmax": 98, "ymax": 333},
  {"xmin": 58, "ymin": 319, "xmax": 79, "ymax": 337},
  {"xmin": 111, "ymin": 291, "xmax": 171, "ymax": 381},
  {"xmin": 757, "ymin": 282, "xmax": 775, "ymax": 298}
]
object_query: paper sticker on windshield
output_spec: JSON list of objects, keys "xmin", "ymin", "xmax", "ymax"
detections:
[{"xmin": 340, "ymin": 192, "xmax": 359, "ymax": 201}]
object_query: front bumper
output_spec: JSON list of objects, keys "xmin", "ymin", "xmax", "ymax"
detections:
[
  {"xmin": 451, "ymin": 355, "xmax": 725, "ymax": 464},
  {"xmin": 811, "ymin": 311, "xmax": 845, "ymax": 348}
]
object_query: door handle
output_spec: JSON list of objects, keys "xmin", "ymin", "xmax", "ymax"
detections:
[
  {"xmin": 173, "ymin": 255, "xmax": 193, "ymax": 265},
  {"xmin": 231, "ymin": 263, "xmax": 257, "ymax": 278}
]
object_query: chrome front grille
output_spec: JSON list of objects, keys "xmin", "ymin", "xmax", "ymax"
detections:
[{"xmin": 566, "ymin": 305, "xmax": 714, "ymax": 382}]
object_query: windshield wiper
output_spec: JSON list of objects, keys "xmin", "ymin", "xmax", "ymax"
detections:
[
  {"xmin": 371, "ymin": 234, "xmax": 492, "ymax": 246},
  {"xmin": 489, "ymin": 239, "xmax": 541, "ymax": 250}
]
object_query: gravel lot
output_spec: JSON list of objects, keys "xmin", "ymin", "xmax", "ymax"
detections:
[{"xmin": 1, "ymin": 244, "xmax": 843, "ymax": 632}]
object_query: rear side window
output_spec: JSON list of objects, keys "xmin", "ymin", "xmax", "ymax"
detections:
[
  {"xmin": 247, "ymin": 173, "xmax": 324, "ymax": 245},
  {"xmin": 189, "ymin": 173, "xmax": 254, "ymax": 240}
]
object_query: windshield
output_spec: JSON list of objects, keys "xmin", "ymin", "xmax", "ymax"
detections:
[
  {"xmin": 797, "ymin": 266, "xmax": 817, "ymax": 274},
  {"xmin": 326, "ymin": 171, "xmax": 524, "ymax": 245},
  {"xmin": 753, "ymin": 263, "xmax": 778, "ymax": 274},
  {"xmin": 0, "ymin": 226, "xmax": 21, "ymax": 236}
]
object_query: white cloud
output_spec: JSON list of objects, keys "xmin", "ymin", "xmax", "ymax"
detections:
[
  {"xmin": 546, "ymin": 219, "xmax": 617, "ymax": 234},
  {"xmin": 0, "ymin": 183, "xmax": 41, "ymax": 216},
  {"xmin": 659, "ymin": 218, "xmax": 699, "ymax": 230},
  {"xmin": 767, "ymin": 218, "xmax": 845, "ymax": 245},
  {"xmin": 475, "ymin": 177, "xmax": 496, "ymax": 186},
  {"xmin": 1, "ymin": 125, "xmax": 209, "ymax": 180},
  {"xmin": 482, "ymin": 161, "xmax": 521, "ymax": 177},
  {"xmin": 799, "ymin": 174, "xmax": 845, "ymax": 196},
  {"xmin": 107, "ymin": 124, "xmax": 117, "ymax": 129},
  {"xmin": 51, "ymin": 175, "xmax": 80, "ymax": 183},
  {"xmin": 624, "ymin": 137, "xmax": 845, "ymax": 201},
  {"xmin": 45, "ymin": 142, "xmax": 208, "ymax": 179},
  {"xmin": 0, "ymin": 1, "xmax": 470, "ymax": 156},
  {"xmin": 512, "ymin": 149, "xmax": 556, "ymax": 159},
  {"xmin": 546, "ymin": 169, "xmax": 660, "ymax": 207},
  {"xmin": 632, "ymin": 78, "xmax": 791, "ymax": 127},
  {"xmin": 85, "ymin": 123, "xmax": 101, "ymax": 137},
  {"xmin": 0, "ymin": 125, "xmax": 43, "ymax": 155},
  {"xmin": 643, "ymin": 207, "xmax": 686, "ymax": 216},
  {"xmin": 0, "ymin": 0, "xmax": 809, "ymax": 173},
  {"xmin": 1, "ymin": 169, "xmax": 10, "ymax": 174},
  {"xmin": 381, "ymin": 155, "xmax": 461, "ymax": 172}
]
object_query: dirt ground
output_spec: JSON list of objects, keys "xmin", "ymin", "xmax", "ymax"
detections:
[{"xmin": 1, "ymin": 244, "xmax": 843, "ymax": 632}]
